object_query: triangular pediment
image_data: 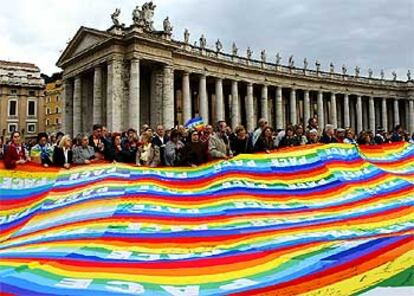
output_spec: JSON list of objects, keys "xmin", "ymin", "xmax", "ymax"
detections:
[{"xmin": 56, "ymin": 27, "xmax": 111, "ymax": 67}]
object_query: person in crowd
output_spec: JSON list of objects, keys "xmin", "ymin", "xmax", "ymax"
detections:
[
  {"xmin": 72, "ymin": 134, "xmax": 97, "ymax": 165},
  {"xmin": 177, "ymin": 125, "xmax": 189, "ymax": 145},
  {"xmin": 208, "ymin": 121, "xmax": 233, "ymax": 160},
  {"xmin": 55, "ymin": 132, "xmax": 64, "ymax": 147},
  {"xmin": 3, "ymin": 131, "xmax": 30, "ymax": 169},
  {"xmin": 53, "ymin": 135, "xmax": 72, "ymax": 169},
  {"xmin": 357, "ymin": 130, "xmax": 374, "ymax": 145},
  {"xmin": 107, "ymin": 133, "xmax": 131, "ymax": 163},
  {"xmin": 373, "ymin": 127, "xmax": 387, "ymax": 144},
  {"xmin": 254, "ymin": 126, "xmax": 276, "ymax": 153},
  {"xmin": 274, "ymin": 128, "xmax": 285, "ymax": 147},
  {"xmin": 307, "ymin": 129, "xmax": 320, "ymax": 144},
  {"xmin": 136, "ymin": 131, "xmax": 160, "ymax": 167},
  {"xmin": 410, "ymin": 132, "xmax": 414, "ymax": 144},
  {"xmin": 102, "ymin": 126, "xmax": 112, "ymax": 145},
  {"xmin": 164, "ymin": 129, "xmax": 185, "ymax": 166},
  {"xmin": 122, "ymin": 128, "xmax": 139, "ymax": 163},
  {"xmin": 306, "ymin": 117, "xmax": 319, "ymax": 134},
  {"xmin": 152, "ymin": 125, "xmax": 169, "ymax": 165},
  {"xmin": 183, "ymin": 130, "xmax": 207, "ymax": 167},
  {"xmin": 30, "ymin": 132, "xmax": 53, "ymax": 167},
  {"xmin": 335, "ymin": 128, "xmax": 346, "ymax": 143},
  {"xmin": 343, "ymin": 128, "xmax": 357, "ymax": 144},
  {"xmin": 231, "ymin": 125, "xmax": 253, "ymax": 156},
  {"xmin": 295, "ymin": 125, "xmax": 308, "ymax": 145},
  {"xmin": 390, "ymin": 125, "xmax": 403, "ymax": 142},
  {"xmin": 320, "ymin": 124, "xmax": 338, "ymax": 144},
  {"xmin": 252, "ymin": 118, "xmax": 268, "ymax": 147},
  {"xmin": 140, "ymin": 124, "xmax": 149, "ymax": 137},
  {"xmin": 0, "ymin": 137, "xmax": 4, "ymax": 160},
  {"xmin": 200, "ymin": 125, "xmax": 213, "ymax": 143},
  {"xmin": 278, "ymin": 126, "xmax": 299, "ymax": 148},
  {"xmin": 89, "ymin": 124, "xmax": 106, "ymax": 158}
]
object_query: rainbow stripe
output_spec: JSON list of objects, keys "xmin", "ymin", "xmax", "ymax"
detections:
[{"xmin": 0, "ymin": 143, "xmax": 413, "ymax": 295}]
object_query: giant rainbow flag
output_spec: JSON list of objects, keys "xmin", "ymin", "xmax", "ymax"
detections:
[{"xmin": 1, "ymin": 143, "xmax": 413, "ymax": 295}]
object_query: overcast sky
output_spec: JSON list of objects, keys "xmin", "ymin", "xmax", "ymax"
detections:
[{"xmin": 0, "ymin": 0, "xmax": 413, "ymax": 79}]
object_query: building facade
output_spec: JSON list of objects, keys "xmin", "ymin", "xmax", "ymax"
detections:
[
  {"xmin": 44, "ymin": 73, "xmax": 63, "ymax": 133},
  {"xmin": 57, "ymin": 4, "xmax": 414, "ymax": 136},
  {"xmin": 0, "ymin": 60, "xmax": 45, "ymax": 139}
]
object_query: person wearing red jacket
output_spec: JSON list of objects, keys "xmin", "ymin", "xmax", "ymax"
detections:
[{"xmin": 3, "ymin": 131, "xmax": 30, "ymax": 169}]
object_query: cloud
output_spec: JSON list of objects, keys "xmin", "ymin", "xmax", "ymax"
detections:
[{"xmin": 0, "ymin": 0, "xmax": 412, "ymax": 79}]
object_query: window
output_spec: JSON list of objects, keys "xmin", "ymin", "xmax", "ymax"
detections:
[
  {"xmin": 28, "ymin": 100, "xmax": 36, "ymax": 116},
  {"xmin": 55, "ymin": 107, "xmax": 59, "ymax": 114},
  {"xmin": 55, "ymin": 118, "xmax": 59, "ymax": 124},
  {"xmin": 46, "ymin": 119, "xmax": 50, "ymax": 126},
  {"xmin": 10, "ymin": 89, "xmax": 17, "ymax": 95},
  {"xmin": 27, "ymin": 74, "xmax": 32, "ymax": 78},
  {"xmin": 8, "ymin": 123, "xmax": 18, "ymax": 133},
  {"xmin": 8, "ymin": 100, "xmax": 17, "ymax": 117},
  {"xmin": 27, "ymin": 123, "xmax": 36, "ymax": 134},
  {"xmin": 46, "ymin": 108, "xmax": 50, "ymax": 115},
  {"xmin": 29, "ymin": 90, "xmax": 35, "ymax": 96},
  {"xmin": 8, "ymin": 72, "xmax": 13, "ymax": 77},
  {"xmin": 56, "ymin": 96, "xmax": 59, "ymax": 102}
]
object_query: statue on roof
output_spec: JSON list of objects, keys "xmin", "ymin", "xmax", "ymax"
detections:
[
  {"xmin": 163, "ymin": 17, "xmax": 173, "ymax": 34},
  {"xmin": 392, "ymin": 71, "xmax": 397, "ymax": 81},
  {"xmin": 355, "ymin": 66, "xmax": 360, "ymax": 77},
  {"xmin": 111, "ymin": 8, "xmax": 121, "ymax": 26},
  {"xmin": 330, "ymin": 62, "xmax": 334, "ymax": 73},
  {"xmin": 200, "ymin": 34, "xmax": 207, "ymax": 49},
  {"xmin": 184, "ymin": 29, "xmax": 190, "ymax": 44},
  {"xmin": 407, "ymin": 70, "xmax": 411, "ymax": 81},
  {"xmin": 132, "ymin": 1, "xmax": 156, "ymax": 31},
  {"xmin": 232, "ymin": 42, "xmax": 238, "ymax": 56},
  {"xmin": 315, "ymin": 60, "xmax": 321, "ymax": 72},
  {"xmin": 288, "ymin": 55, "xmax": 294, "ymax": 68},
  {"xmin": 275, "ymin": 53, "xmax": 281, "ymax": 65},
  {"xmin": 380, "ymin": 69, "xmax": 384, "ymax": 80},
  {"xmin": 261, "ymin": 50, "xmax": 266, "ymax": 63},
  {"xmin": 368, "ymin": 68, "xmax": 373, "ymax": 78},
  {"xmin": 215, "ymin": 39, "xmax": 223, "ymax": 53},
  {"xmin": 303, "ymin": 58, "xmax": 308, "ymax": 70},
  {"xmin": 342, "ymin": 64, "xmax": 347, "ymax": 75},
  {"xmin": 247, "ymin": 47, "xmax": 253, "ymax": 60}
]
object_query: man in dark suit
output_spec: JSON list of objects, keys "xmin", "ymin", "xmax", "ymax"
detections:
[{"xmin": 152, "ymin": 125, "xmax": 169, "ymax": 165}]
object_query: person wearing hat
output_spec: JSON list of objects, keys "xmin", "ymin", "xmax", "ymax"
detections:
[
  {"xmin": 307, "ymin": 129, "xmax": 319, "ymax": 144},
  {"xmin": 335, "ymin": 128, "xmax": 346, "ymax": 143},
  {"xmin": 374, "ymin": 127, "xmax": 387, "ymax": 145}
]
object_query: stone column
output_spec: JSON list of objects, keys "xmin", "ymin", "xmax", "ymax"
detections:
[
  {"xmin": 382, "ymin": 98, "xmax": 388, "ymax": 132},
  {"xmin": 73, "ymin": 76, "xmax": 82, "ymax": 136},
  {"xmin": 260, "ymin": 85, "xmax": 268, "ymax": 120},
  {"xmin": 409, "ymin": 99, "xmax": 414, "ymax": 134},
  {"xmin": 162, "ymin": 64, "xmax": 175, "ymax": 129},
  {"xmin": 356, "ymin": 95, "xmax": 363, "ymax": 133},
  {"xmin": 368, "ymin": 96, "xmax": 375, "ymax": 132},
  {"xmin": 343, "ymin": 93, "xmax": 350, "ymax": 128},
  {"xmin": 199, "ymin": 73, "xmax": 208, "ymax": 124},
  {"xmin": 92, "ymin": 66, "xmax": 103, "ymax": 125},
  {"xmin": 182, "ymin": 71, "xmax": 191, "ymax": 124},
  {"xmin": 275, "ymin": 86, "xmax": 283, "ymax": 129},
  {"xmin": 393, "ymin": 98, "xmax": 400, "ymax": 126},
  {"xmin": 304, "ymin": 90, "xmax": 310, "ymax": 125},
  {"xmin": 231, "ymin": 80, "xmax": 240, "ymax": 128},
  {"xmin": 290, "ymin": 88, "xmax": 297, "ymax": 125},
  {"xmin": 317, "ymin": 90, "xmax": 324, "ymax": 130},
  {"xmin": 62, "ymin": 79, "xmax": 73, "ymax": 135},
  {"xmin": 330, "ymin": 93, "xmax": 337, "ymax": 128},
  {"xmin": 129, "ymin": 58, "xmax": 140, "ymax": 130},
  {"xmin": 215, "ymin": 78, "xmax": 224, "ymax": 122},
  {"xmin": 106, "ymin": 58, "xmax": 123, "ymax": 132},
  {"xmin": 246, "ymin": 82, "xmax": 254, "ymax": 132}
]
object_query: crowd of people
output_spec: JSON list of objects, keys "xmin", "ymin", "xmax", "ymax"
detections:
[{"xmin": 1, "ymin": 117, "xmax": 413, "ymax": 170}]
